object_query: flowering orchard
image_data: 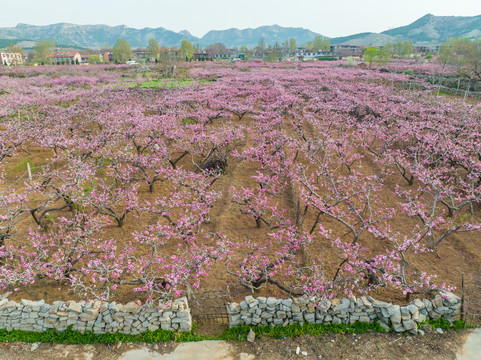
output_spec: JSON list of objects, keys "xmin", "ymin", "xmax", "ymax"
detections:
[{"xmin": 0, "ymin": 62, "xmax": 480, "ymax": 304}]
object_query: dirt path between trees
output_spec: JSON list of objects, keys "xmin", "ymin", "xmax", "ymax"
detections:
[
  {"xmin": 0, "ymin": 329, "xmax": 476, "ymax": 360},
  {"xmin": 456, "ymin": 328, "xmax": 481, "ymax": 360}
]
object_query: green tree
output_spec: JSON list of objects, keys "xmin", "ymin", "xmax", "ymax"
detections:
[
  {"xmin": 401, "ymin": 41, "xmax": 414, "ymax": 57},
  {"xmin": 393, "ymin": 40, "xmax": 403, "ymax": 56},
  {"xmin": 438, "ymin": 38, "xmax": 481, "ymax": 79},
  {"xmin": 239, "ymin": 46, "xmax": 253, "ymax": 60},
  {"xmin": 265, "ymin": 42, "xmax": 282, "ymax": 62},
  {"xmin": 33, "ymin": 40, "xmax": 55, "ymax": 64},
  {"xmin": 7, "ymin": 43, "xmax": 24, "ymax": 58},
  {"xmin": 5, "ymin": 44, "xmax": 24, "ymax": 65},
  {"xmin": 383, "ymin": 40, "xmax": 413, "ymax": 58},
  {"xmin": 438, "ymin": 38, "xmax": 481, "ymax": 99},
  {"xmin": 376, "ymin": 49, "xmax": 390, "ymax": 65},
  {"xmin": 323, "ymin": 37, "xmax": 331, "ymax": 52},
  {"xmin": 244, "ymin": 50, "xmax": 254, "ymax": 60},
  {"xmin": 88, "ymin": 55, "xmax": 101, "ymax": 64},
  {"xmin": 146, "ymin": 38, "xmax": 161, "ymax": 61},
  {"xmin": 363, "ymin": 47, "xmax": 378, "ymax": 67},
  {"xmin": 265, "ymin": 51, "xmax": 277, "ymax": 62},
  {"xmin": 289, "ymin": 38, "xmax": 296, "ymax": 53},
  {"xmin": 363, "ymin": 47, "xmax": 390, "ymax": 67},
  {"xmin": 112, "ymin": 38, "xmax": 132, "ymax": 64},
  {"xmin": 180, "ymin": 40, "xmax": 194, "ymax": 61},
  {"xmin": 159, "ymin": 47, "xmax": 182, "ymax": 64},
  {"xmin": 383, "ymin": 42, "xmax": 395, "ymax": 57},
  {"xmin": 255, "ymin": 37, "xmax": 266, "ymax": 58},
  {"xmin": 455, "ymin": 38, "xmax": 481, "ymax": 79},
  {"xmin": 438, "ymin": 38, "xmax": 457, "ymax": 68},
  {"xmin": 312, "ymin": 36, "xmax": 330, "ymax": 52}
]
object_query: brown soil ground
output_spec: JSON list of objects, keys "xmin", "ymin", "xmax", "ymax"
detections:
[
  {"xmin": 2, "ymin": 78, "xmax": 481, "ymax": 309},
  {"xmin": 0, "ymin": 329, "xmax": 473, "ymax": 360}
]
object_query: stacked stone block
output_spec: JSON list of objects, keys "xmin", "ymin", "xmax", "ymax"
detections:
[
  {"xmin": 228, "ymin": 292, "xmax": 461, "ymax": 334},
  {"xmin": 0, "ymin": 297, "xmax": 192, "ymax": 334}
]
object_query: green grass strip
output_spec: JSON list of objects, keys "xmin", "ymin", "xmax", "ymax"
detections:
[
  {"xmin": 0, "ymin": 325, "xmax": 206, "ymax": 344},
  {"xmin": 221, "ymin": 320, "xmax": 387, "ymax": 341},
  {"xmin": 417, "ymin": 318, "xmax": 471, "ymax": 330},
  {"xmin": 0, "ymin": 320, "xmax": 473, "ymax": 344}
]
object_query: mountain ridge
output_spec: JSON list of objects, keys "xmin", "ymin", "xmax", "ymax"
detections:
[{"xmin": 1, "ymin": 14, "xmax": 480, "ymax": 49}]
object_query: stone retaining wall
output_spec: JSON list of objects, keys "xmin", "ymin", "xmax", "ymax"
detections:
[
  {"xmin": 0, "ymin": 297, "xmax": 192, "ymax": 334},
  {"xmin": 227, "ymin": 292, "xmax": 461, "ymax": 334}
]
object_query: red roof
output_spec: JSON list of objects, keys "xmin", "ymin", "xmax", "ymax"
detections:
[{"xmin": 50, "ymin": 51, "xmax": 80, "ymax": 58}]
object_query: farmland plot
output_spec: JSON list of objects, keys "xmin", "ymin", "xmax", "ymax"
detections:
[{"xmin": 0, "ymin": 62, "xmax": 480, "ymax": 306}]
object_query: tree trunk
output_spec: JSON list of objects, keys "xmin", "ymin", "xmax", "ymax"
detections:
[{"xmin": 464, "ymin": 77, "xmax": 472, "ymax": 102}]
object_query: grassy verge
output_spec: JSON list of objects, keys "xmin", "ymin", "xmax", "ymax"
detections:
[
  {"xmin": 417, "ymin": 318, "xmax": 469, "ymax": 330},
  {"xmin": 221, "ymin": 321, "xmax": 386, "ymax": 341},
  {"xmin": 0, "ymin": 326, "xmax": 205, "ymax": 344},
  {"xmin": 0, "ymin": 320, "xmax": 472, "ymax": 344},
  {"xmin": 434, "ymin": 90, "xmax": 454, "ymax": 96},
  {"xmin": 128, "ymin": 79, "xmax": 193, "ymax": 89}
]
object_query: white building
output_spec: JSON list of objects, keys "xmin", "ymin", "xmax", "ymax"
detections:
[
  {"xmin": 294, "ymin": 50, "xmax": 331, "ymax": 60},
  {"xmin": 50, "ymin": 51, "xmax": 82, "ymax": 65}
]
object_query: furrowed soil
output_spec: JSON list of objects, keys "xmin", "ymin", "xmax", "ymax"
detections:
[
  {"xmin": 5, "ymin": 110, "xmax": 480, "ymax": 307},
  {"xmin": 1, "ymin": 64, "xmax": 481, "ymax": 312}
]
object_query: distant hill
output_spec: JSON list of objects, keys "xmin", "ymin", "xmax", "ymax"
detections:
[
  {"xmin": 0, "ymin": 23, "xmax": 319, "ymax": 48},
  {"xmin": 0, "ymin": 38, "xmax": 86, "ymax": 51},
  {"xmin": 0, "ymin": 23, "xmax": 199, "ymax": 49},
  {"xmin": 0, "ymin": 14, "xmax": 480, "ymax": 50},
  {"xmin": 332, "ymin": 14, "xmax": 481, "ymax": 45},
  {"xmin": 0, "ymin": 23, "xmax": 323, "ymax": 49},
  {"xmin": 200, "ymin": 25, "xmax": 321, "ymax": 48},
  {"xmin": 381, "ymin": 14, "xmax": 481, "ymax": 44},
  {"xmin": 330, "ymin": 32, "xmax": 396, "ymax": 46},
  {"xmin": 0, "ymin": 38, "xmax": 24, "ymax": 49}
]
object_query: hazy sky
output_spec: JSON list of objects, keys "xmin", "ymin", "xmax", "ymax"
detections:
[{"xmin": 2, "ymin": 0, "xmax": 481, "ymax": 37}]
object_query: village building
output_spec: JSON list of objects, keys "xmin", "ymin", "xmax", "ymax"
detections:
[
  {"xmin": 193, "ymin": 49, "xmax": 238, "ymax": 61},
  {"xmin": 294, "ymin": 50, "xmax": 331, "ymax": 61},
  {"xmin": 100, "ymin": 52, "xmax": 110, "ymax": 63},
  {"xmin": 50, "ymin": 50, "xmax": 82, "ymax": 64},
  {"xmin": 331, "ymin": 44, "xmax": 364, "ymax": 59},
  {"xmin": 192, "ymin": 50, "xmax": 209, "ymax": 61},
  {"xmin": 414, "ymin": 45, "xmax": 440, "ymax": 54},
  {"xmin": 79, "ymin": 52, "xmax": 107, "ymax": 64},
  {"xmin": 211, "ymin": 53, "xmax": 233, "ymax": 60},
  {"xmin": 132, "ymin": 48, "xmax": 147, "ymax": 59},
  {"xmin": 99, "ymin": 49, "xmax": 113, "ymax": 63}
]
